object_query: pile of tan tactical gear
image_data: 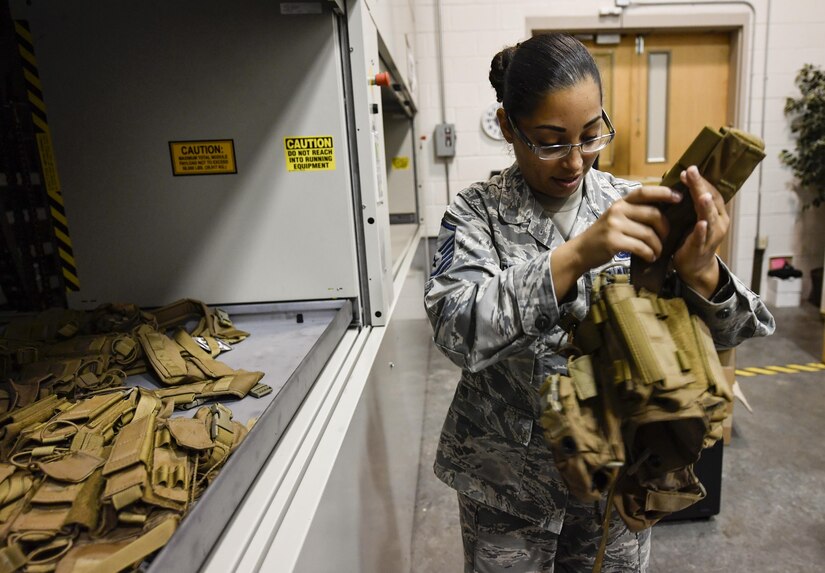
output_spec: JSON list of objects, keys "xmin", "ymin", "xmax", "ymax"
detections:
[
  {"xmin": 539, "ymin": 125, "xmax": 765, "ymax": 572},
  {"xmin": 0, "ymin": 299, "xmax": 270, "ymax": 572}
]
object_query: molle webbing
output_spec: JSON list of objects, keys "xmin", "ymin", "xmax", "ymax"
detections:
[
  {"xmin": 172, "ymin": 330, "xmax": 235, "ymax": 379},
  {"xmin": 539, "ymin": 271, "xmax": 733, "ymax": 534},
  {"xmin": 153, "ymin": 370, "xmax": 266, "ymax": 410}
]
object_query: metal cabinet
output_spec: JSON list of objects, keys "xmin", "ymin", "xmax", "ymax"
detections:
[{"xmin": 4, "ymin": 0, "xmax": 425, "ymax": 571}]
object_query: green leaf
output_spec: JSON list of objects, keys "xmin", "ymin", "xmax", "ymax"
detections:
[{"xmin": 784, "ymin": 64, "xmax": 825, "ymax": 208}]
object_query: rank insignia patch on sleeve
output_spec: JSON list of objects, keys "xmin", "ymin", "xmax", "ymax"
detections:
[{"xmin": 430, "ymin": 220, "xmax": 457, "ymax": 277}]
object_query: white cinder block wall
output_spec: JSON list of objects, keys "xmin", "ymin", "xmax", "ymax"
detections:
[{"xmin": 412, "ymin": 0, "xmax": 825, "ymax": 300}]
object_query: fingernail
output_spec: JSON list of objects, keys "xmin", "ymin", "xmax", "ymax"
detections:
[{"xmin": 671, "ymin": 190, "xmax": 683, "ymax": 201}]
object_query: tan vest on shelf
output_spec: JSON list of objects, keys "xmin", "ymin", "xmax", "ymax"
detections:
[
  {"xmin": 0, "ymin": 299, "xmax": 270, "ymax": 415},
  {"xmin": 0, "ymin": 388, "xmax": 251, "ymax": 572},
  {"xmin": 0, "ymin": 299, "xmax": 270, "ymax": 571}
]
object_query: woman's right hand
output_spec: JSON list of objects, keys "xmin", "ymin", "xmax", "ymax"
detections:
[
  {"xmin": 550, "ymin": 186, "xmax": 682, "ymax": 300},
  {"xmin": 577, "ymin": 185, "xmax": 683, "ymax": 269}
]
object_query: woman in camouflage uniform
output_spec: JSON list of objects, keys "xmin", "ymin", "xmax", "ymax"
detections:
[{"xmin": 424, "ymin": 34, "xmax": 774, "ymax": 572}]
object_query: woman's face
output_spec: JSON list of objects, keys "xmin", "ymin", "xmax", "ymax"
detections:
[{"xmin": 498, "ymin": 76, "xmax": 603, "ymax": 198}]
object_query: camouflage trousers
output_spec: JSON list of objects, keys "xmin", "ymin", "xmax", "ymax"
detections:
[{"xmin": 458, "ymin": 493, "xmax": 651, "ymax": 573}]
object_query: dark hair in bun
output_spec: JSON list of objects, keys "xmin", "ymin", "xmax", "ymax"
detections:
[{"xmin": 489, "ymin": 33, "xmax": 602, "ymax": 119}]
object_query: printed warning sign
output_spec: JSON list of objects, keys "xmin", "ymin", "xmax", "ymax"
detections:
[
  {"xmin": 284, "ymin": 136, "xmax": 336, "ymax": 172},
  {"xmin": 169, "ymin": 139, "xmax": 237, "ymax": 176}
]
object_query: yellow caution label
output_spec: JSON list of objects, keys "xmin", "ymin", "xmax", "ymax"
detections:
[
  {"xmin": 284, "ymin": 136, "xmax": 335, "ymax": 172},
  {"xmin": 392, "ymin": 156, "xmax": 410, "ymax": 169},
  {"xmin": 169, "ymin": 139, "xmax": 237, "ymax": 176}
]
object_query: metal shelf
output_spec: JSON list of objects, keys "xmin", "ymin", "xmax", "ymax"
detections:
[{"xmin": 143, "ymin": 299, "xmax": 353, "ymax": 572}]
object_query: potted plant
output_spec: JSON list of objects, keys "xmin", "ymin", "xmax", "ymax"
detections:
[{"xmin": 780, "ymin": 64, "xmax": 825, "ymax": 209}]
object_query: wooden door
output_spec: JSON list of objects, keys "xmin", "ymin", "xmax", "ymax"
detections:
[{"xmin": 582, "ymin": 32, "xmax": 732, "ymax": 183}]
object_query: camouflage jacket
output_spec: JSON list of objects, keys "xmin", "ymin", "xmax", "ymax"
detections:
[{"xmin": 424, "ymin": 163, "xmax": 775, "ymax": 533}]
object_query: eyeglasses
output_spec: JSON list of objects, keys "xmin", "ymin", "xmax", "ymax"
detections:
[{"xmin": 508, "ymin": 109, "xmax": 616, "ymax": 160}]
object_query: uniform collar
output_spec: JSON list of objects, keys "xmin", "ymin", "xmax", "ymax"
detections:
[
  {"xmin": 499, "ymin": 163, "xmax": 597, "ymax": 248},
  {"xmin": 498, "ymin": 163, "xmax": 532, "ymax": 225}
]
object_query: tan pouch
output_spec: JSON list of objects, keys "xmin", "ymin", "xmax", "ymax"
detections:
[
  {"xmin": 632, "ymin": 125, "xmax": 765, "ymax": 293},
  {"xmin": 539, "ymin": 359, "xmax": 624, "ymax": 502},
  {"xmin": 12, "ymin": 468, "xmax": 104, "ymax": 535},
  {"xmin": 58, "ymin": 393, "xmax": 125, "ymax": 424},
  {"xmin": 604, "ymin": 282, "xmax": 694, "ymax": 392},
  {"xmin": 37, "ymin": 451, "xmax": 105, "ymax": 483},
  {"xmin": 147, "ymin": 429, "xmax": 190, "ymax": 510},
  {"xmin": 136, "ymin": 325, "xmax": 191, "ymax": 385},
  {"xmin": 102, "ymin": 413, "xmax": 155, "ymax": 511},
  {"xmin": 103, "ymin": 413, "xmax": 155, "ymax": 477},
  {"xmin": 85, "ymin": 400, "xmax": 137, "ymax": 445},
  {"xmin": 166, "ymin": 418, "xmax": 213, "ymax": 450}
]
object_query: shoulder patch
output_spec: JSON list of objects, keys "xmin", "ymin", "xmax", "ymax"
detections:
[{"xmin": 430, "ymin": 220, "xmax": 457, "ymax": 278}]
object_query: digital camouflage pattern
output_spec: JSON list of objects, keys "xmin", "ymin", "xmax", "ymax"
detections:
[
  {"xmin": 424, "ymin": 163, "xmax": 775, "ymax": 537},
  {"xmin": 458, "ymin": 493, "xmax": 650, "ymax": 573}
]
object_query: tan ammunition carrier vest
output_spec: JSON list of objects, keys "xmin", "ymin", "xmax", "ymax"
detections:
[{"xmin": 539, "ymin": 126, "xmax": 765, "ymax": 572}]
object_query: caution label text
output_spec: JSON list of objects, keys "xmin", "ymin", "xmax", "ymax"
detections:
[
  {"xmin": 284, "ymin": 136, "xmax": 336, "ymax": 172},
  {"xmin": 169, "ymin": 139, "xmax": 237, "ymax": 176}
]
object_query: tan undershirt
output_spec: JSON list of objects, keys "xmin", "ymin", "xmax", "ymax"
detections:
[{"xmin": 533, "ymin": 181, "xmax": 584, "ymax": 241}]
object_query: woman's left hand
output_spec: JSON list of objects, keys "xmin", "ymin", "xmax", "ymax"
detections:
[{"xmin": 672, "ymin": 165, "xmax": 728, "ymax": 298}]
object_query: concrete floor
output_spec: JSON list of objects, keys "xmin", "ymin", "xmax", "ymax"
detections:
[{"xmin": 410, "ymin": 302, "xmax": 825, "ymax": 572}]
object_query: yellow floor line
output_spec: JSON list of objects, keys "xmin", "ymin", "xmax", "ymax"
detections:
[
  {"xmin": 786, "ymin": 363, "xmax": 821, "ymax": 372},
  {"xmin": 765, "ymin": 365, "xmax": 800, "ymax": 374},
  {"xmin": 735, "ymin": 362, "xmax": 825, "ymax": 378},
  {"xmin": 743, "ymin": 367, "xmax": 778, "ymax": 376}
]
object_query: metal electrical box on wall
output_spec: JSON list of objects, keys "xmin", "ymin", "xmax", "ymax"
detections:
[
  {"xmin": 11, "ymin": 0, "xmax": 360, "ymax": 308},
  {"xmin": 434, "ymin": 123, "xmax": 456, "ymax": 157}
]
